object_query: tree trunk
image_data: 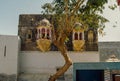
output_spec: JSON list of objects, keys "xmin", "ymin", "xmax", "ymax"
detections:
[{"xmin": 48, "ymin": 41, "xmax": 72, "ymax": 81}]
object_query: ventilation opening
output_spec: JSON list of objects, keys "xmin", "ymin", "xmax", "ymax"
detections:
[{"xmin": 4, "ymin": 45, "xmax": 6, "ymax": 57}]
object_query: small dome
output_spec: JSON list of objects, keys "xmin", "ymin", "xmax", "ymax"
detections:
[
  {"xmin": 74, "ymin": 22, "xmax": 82, "ymax": 28},
  {"xmin": 73, "ymin": 22, "xmax": 84, "ymax": 32},
  {"xmin": 42, "ymin": 18, "xmax": 50, "ymax": 24},
  {"xmin": 38, "ymin": 18, "xmax": 51, "ymax": 27}
]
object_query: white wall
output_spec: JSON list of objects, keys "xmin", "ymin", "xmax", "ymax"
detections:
[
  {"xmin": 0, "ymin": 35, "xmax": 19, "ymax": 75},
  {"xmin": 98, "ymin": 0, "xmax": 120, "ymax": 42},
  {"xmin": 19, "ymin": 51, "xmax": 99, "ymax": 74}
]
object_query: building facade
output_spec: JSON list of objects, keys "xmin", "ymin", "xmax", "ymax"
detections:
[{"xmin": 18, "ymin": 14, "xmax": 98, "ymax": 51}]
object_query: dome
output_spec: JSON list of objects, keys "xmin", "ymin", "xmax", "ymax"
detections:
[
  {"xmin": 73, "ymin": 22, "xmax": 84, "ymax": 32},
  {"xmin": 38, "ymin": 18, "xmax": 51, "ymax": 27},
  {"xmin": 74, "ymin": 22, "xmax": 82, "ymax": 28},
  {"xmin": 42, "ymin": 18, "xmax": 50, "ymax": 24}
]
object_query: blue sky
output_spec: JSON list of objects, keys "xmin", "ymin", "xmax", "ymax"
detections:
[{"xmin": 0, "ymin": 0, "xmax": 53, "ymax": 35}]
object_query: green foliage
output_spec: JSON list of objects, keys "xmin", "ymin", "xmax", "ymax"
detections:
[
  {"xmin": 41, "ymin": 0, "xmax": 110, "ymax": 36},
  {"xmin": 87, "ymin": 0, "xmax": 108, "ymax": 7},
  {"xmin": 42, "ymin": 3, "xmax": 53, "ymax": 14},
  {"xmin": 80, "ymin": 13, "xmax": 109, "ymax": 30}
]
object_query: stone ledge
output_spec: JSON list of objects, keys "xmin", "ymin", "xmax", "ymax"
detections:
[{"xmin": 18, "ymin": 73, "xmax": 72, "ymax": 81}]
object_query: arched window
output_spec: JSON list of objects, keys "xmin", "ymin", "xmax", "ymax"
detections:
[
  {"xmin": 79, "ymin": 32, "xmax": 82, "ymax": 40},
  {"xmin": 47, "ymin": 29, "xmax": 50, "ymax": 39},
  {"xmin": 88, "ymin": 30, "xmax": 94, "ymax": 44},
  {"xmin": 28, "ymin": 34, "xmax": 32, "ymax": 39},
  {"xmin": 27, "ymin": 30, "xmax": 32, "ymax": 39},
  {"xmin": 74, "ymin": 32, "xmax": 78, "ymax": 40},
  {"xmin": 41, "ymin": 28, "xmax": 45, "ymax": 38},
  {"xmin": 42, "ymin": 28, "xmax": 45, "ymax": 34},
  {"xmin": 26, "ymin": 29, "xmax": 32, "ymax": 42}
]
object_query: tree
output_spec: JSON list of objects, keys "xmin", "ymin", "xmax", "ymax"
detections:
[{"xmin": 41, "ymin": 0, "xmax": 110, "ymax": 81}]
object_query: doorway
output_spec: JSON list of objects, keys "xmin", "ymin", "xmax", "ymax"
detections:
[
  {"xmin": 76, "ymin": 70, "xmax": 104, "ymax": 81},
  {"xmin": 112, "ymin": 74, "xmax": 120, "ymax": 81}
]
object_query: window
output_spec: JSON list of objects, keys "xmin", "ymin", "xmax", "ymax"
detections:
[
  {"xmin": 79, "ymin": 32, "xmax": 82, "ymax": 40},
  {"xmin": 74, "ymin": 33, "xmax": 78, "ymax": 40},
  {"xmin": 47, "ymin": 29, "xmax": 49, "ymax": 39},
  {"xmin": 42, "ymin": 28, "xmax": 45, "ymax": 38}
]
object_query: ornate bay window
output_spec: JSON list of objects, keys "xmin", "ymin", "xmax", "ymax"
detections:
[
  {"xmin": 36, "ymin": 18, "xmax": 52, "ymax": 52},
  {"xmin": 72, "ymin": 23, "xmax": 85, "ymax": 51}
]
